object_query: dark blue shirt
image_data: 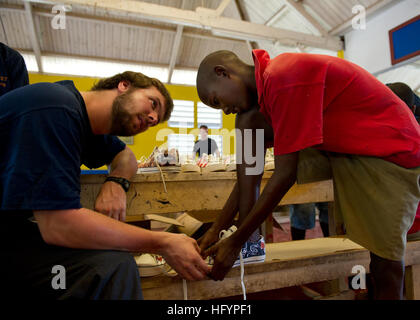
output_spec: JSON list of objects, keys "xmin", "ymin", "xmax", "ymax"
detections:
[
  {"xmin": 0, "ymin": 81, "xmax": 125, "ymax": 215},
  {"xmin": 193, "ymin": 138, "xmax": 219, "ymax": 157},
  {"xmin": 0, "ymin": 43, "xmax": 29, "ymax": 96}
]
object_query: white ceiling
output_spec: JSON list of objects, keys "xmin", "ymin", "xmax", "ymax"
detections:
[{"xmin": 0, "ymin": 0, "xmax": 417, "ymax": 94}]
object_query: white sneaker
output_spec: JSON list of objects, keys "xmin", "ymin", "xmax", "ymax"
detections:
[
  {"xmin": 134, "ymin": 254, "xmax": 170, "ymax": 277},
  {"xmin": 219, "ymin": 225, "xmax": 238, "ymax": 240}
]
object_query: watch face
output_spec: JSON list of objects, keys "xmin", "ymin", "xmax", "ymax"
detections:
[{"xmin": 123, "ymin": 181, "xmax": 130, "ymax": 190}]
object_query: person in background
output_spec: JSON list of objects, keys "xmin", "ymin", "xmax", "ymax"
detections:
[
  {"xmin": 0, "ymin": 42, "xmax": 29, "ymax": 96},
  {"xmin": 192, "ymin": 124, "xmax": 220, "ymax": 159},
  {"xmin": 289, "ymin": 202, "xmax": 329, "ymax": 240},
  {"xmin": 386, "ymin": 82, "xmax": 420, "ymax": 240},
  {"xmin": 386, "ymin": 82, "xmax": 420, "ymax": 124}
]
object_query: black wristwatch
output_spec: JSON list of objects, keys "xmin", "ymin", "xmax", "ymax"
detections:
[{"xmin": 105, "ymin": 176, "xmax": 130, "ymax": 192}]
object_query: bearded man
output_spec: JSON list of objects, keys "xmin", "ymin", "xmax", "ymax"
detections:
[{"xmin": 0, "ymin": 71, "xmax": 210, "ymax": 300}]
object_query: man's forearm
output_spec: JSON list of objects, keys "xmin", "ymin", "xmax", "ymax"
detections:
[
  {"xmin": 34, "ymin": 208, "xmax": 212, "ymax": 281},
  {"xmin": 34, "ymin": 208, "xmax": 169, "ymax": 253},
  {"xmin": 108, "ymin": 146, "xmax": 138, "ymax": 180}
]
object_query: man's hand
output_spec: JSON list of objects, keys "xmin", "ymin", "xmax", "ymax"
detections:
[
  {"xmin": 203, "ymin": 237, "xmax": 241, "ymax": 281},
  {"xmin": 94, "ymin": 181, "xmax": 127, "ymax": 221},
  {"xmin": 161, "ymin": 233, "xmax": 212, "ymax": 281},
  {"xmin": 95, "ymin": 146, "xmax": 136, "ymax": 221}
]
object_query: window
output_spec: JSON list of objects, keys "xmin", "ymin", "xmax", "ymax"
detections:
[
  {"xmin": 167, "ymin": 134, "xmax": 195, "ymax": 155},
  {"xmin": 197, "ymin": 102, "xmax": 222, "ymax": 129},
  {"xmin": 168, "ymin": 100, "xmax": 195, "ymax": 128}
]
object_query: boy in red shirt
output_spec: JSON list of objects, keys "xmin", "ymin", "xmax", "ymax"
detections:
[{"xmin": 196, "ymin": 50, "xmax": 420, "ymax": 299}]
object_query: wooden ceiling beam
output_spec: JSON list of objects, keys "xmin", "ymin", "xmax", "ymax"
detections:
[
  {"xmin": 23, "ymin": 1, "xmax": 43, "ymax": 72},
  {"xmin": 283, "ymin": 0, "xmax": 327, "ymax": 36},
  {"xmin": 48, "ymin": 0, "xmax": 343, "ymax": 51},
  {"xmin": 0, "ymin": 4, "xmax": 248, "ymax": 46}
]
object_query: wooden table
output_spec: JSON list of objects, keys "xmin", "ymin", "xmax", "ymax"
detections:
[
  {"xmin": 140, "ymin": 238, "xmax": 420, "ymax": 300},
  {"xmin": 80, "ymin": 171, "xmax": 334, "ymax": 222}
]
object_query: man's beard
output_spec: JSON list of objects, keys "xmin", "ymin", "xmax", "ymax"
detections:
[{"xmin": 110, "ymin": 90, "xmax": 138, "ymax": 137}]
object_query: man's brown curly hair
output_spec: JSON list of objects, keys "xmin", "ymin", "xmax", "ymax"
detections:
[{"xmin": 91, "ymin": 71, "xmax": 174, "ymax": 122}]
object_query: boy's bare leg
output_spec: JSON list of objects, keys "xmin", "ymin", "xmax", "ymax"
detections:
[{"xmin": 369, "ymin": 252, "xmax": 405, "ymax": 300}]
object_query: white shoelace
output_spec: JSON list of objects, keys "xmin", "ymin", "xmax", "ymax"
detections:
[
  {"xmin": 154, "ymin": 150, "xmax": 168, "ymax": 193},
  {"xmin": 183, "ymin": 279, "xmax": 188, "ymax": 300},
  {"xmin": 239, "ymin": 251, "xmax": 246, "ymax": 300},
  {"xmin": 219, "ymin": 226, "xmax": 247, "ymax": 300}
]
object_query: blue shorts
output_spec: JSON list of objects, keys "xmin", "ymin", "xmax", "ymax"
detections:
[{"xmin": 289, "ymin": 202, "xmax": 329, "ymax": 230}]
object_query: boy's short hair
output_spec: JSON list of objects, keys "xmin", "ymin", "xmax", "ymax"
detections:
[
  {"xmin": 197, "ymin": 51, "xmax": 238, "ymax": 81},
  {"xmin": 91, "ymin": 71, "xmax": 174, "ymax": 122},
  {"xmin": 199, "ymin": 125, "xmax": 208, "ymax": 130}
]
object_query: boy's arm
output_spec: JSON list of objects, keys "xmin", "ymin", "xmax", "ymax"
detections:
[
  {"xmin": 236, "ymin": 106, "xmax": 274, "ymax": 226},
  {"xmin": 199, "ymin": 108, "xmax": 271, "ymax": 251},
  {"xmin": 231, "ymin": 152, "xmax": 297, "ymax": 245},
  {"xmin": 204, "ymin": 107, "xmax": 298, "ymax": 281},
  {"xmin": 206, "ymin": 152, "xmax": 298, "ymax": 280},
  {"xmin": 198, "ymin": 182, "xmax": 239, "ymax": 251}
]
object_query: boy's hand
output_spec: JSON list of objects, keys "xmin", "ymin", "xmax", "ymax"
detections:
[
  {"xmin": 203, "ymin": 238, "xmax": 241, "ymax": 281},
  {"xmin": 197, "ymin": 227, "xmax": 220, "ymax": 253}
]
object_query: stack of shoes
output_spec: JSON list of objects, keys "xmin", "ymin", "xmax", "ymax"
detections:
[
  {"xmin": 134, "ymin": 253, "xmax": 171, "ymax": 277},
  {"xmin": 264, "ymin": 148, "xmax": 275, "ymax": 171},
  {"xmin": 196, "ymin": 154, "xmax": 209, "ymax": 169},
  {"xmin": 225, "ymin": 155, "xmax": 237, "ymax": 172},
  {"xmin": 201, "ymin": 155, "xmax": 227, "ymax": 173},
  {"xmin": 180, "ymin": 154, "xmax": 201, "ymax": 173},
  {"xmin": 137, "ymin": 145, "xmax": 181, "ymax": 173}
]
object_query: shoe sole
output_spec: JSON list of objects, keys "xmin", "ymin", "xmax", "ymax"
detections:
[
  {"xmin": 233, "ymin": 255, "xmax": 266, "ymax": 268},
  {"xmin": 138, "ymin": 264, "xmax": 170, "ymax": 277}
]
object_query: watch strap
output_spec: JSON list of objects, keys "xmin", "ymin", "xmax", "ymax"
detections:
[{"xmin": 105, "ymin": 176, "xmax": 130, "ymax": 192}]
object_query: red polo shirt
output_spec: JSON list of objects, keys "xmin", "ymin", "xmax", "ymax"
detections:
[{"xmin": 253, "ymin": 49, "xmax": 420, "ymax": 169}]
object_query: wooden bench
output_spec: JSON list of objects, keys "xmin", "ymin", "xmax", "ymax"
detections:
[
  {"xmin": 140, "ymin": 238, "xmax": 420, "ymax": 300},
  {"xmin": 80, "ymin": 172, "xmax": 420, "ymax": 299}
]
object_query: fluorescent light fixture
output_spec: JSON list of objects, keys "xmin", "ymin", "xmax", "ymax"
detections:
[
  {"xmin": 171, "ymin": 69, "xmax": 197, "ymax": 86},
  {"xmin": 21, "ymin": 53, "xmax": 200, "ymax": 86},
  {"xmin": 20, "ymin": 53, "xmax": 169, "ymax": 82}
]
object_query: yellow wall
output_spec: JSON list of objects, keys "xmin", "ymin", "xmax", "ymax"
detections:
[{"xmin": 29, "ymin": 73, "xmax": 236, "ymax": 164}]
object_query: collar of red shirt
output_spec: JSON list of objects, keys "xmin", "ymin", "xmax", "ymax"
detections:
[{"xmin": 252, "ymin": 49, "xmax": 271, "ymax": 108}]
